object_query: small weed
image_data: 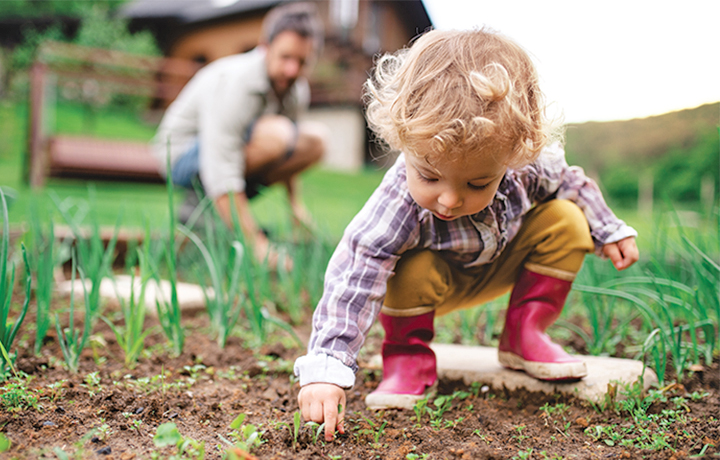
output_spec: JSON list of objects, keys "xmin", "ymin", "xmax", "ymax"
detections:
[
  {"xmin": 511, "ymin": 425, "xmax": 528, "ymax": 444},
  {"xmin": 82, "ymin": 371, "xmax": 102, "ymax": 396},
  {"xmin": 406, "ymin": 453, "xmax": 429, "ymax": 460},
  {"xmin": 276, "ymin": 410, "xmax": 302, "ymax": 447},
  {"xmin": 152, "ymin": 422, "xmax": 205, "ymax": 459},
  {"xmin": 512, "ymin": 447, "xmax": 534, "ymax": 460},
  {"xmin": 0, "ymin": 432, "xmax": 10, "ymax": 452},
  {"xmin": 472, "ymin": 429, "xmax": 492, "ymax": 444},
  {"xmin": 224, "ymin": 413, "xmax": 265, "ymax": 452},
  {"xmin": 304, "ymin": 421, "xmax": 326, "ymax": 444},
  {"xmin": 43, "ymin": 380, "xmax": 66, "ymax": 402},
  {"xmin": 97, "ymin": 423, "xmax": 113, "ymax": 441},
  {"xmin": 356, "ymin": 414, "xmax": 388, "ymax": 444},
  {"xmin": 1, "ymin": 375, "xmax": 40, "ymax": 411}
]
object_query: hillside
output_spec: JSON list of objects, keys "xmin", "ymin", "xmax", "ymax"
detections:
[{"xmin": 563, "ymin": 102, "xmax": 719, "ymax": 204}]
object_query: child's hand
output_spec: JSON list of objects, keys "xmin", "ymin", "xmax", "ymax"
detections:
[
  {"xmin": 602, "ymin": 236, "xmax": 639, "ymax": 271},
  {"xmin": 298, "ymin": 383, "xmax": 346, "ymax": 441}
]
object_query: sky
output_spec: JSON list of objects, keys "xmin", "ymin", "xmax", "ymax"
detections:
[{"xmin": 421, "ymin": 0, "xmax": 720, "ymax": 124}]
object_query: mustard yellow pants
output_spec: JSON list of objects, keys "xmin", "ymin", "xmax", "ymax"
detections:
[{"xmin": 382, "ymin": 199, "xmax": 595, "ymax": 317}]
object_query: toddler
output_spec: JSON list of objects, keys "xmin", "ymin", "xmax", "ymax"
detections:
[{"xmin": 294, "ymin": 28, "xmax": 639, "ymax": 441}]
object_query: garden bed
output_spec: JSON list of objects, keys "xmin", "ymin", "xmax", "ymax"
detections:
[{"xmin": 1, "ymin": 302, "xmax": 718, "ymax": 459}]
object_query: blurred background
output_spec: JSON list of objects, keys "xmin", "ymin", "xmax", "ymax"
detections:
[{"xmin": 0, "ymin": 0, "xmax": 717, "ymax": 240}]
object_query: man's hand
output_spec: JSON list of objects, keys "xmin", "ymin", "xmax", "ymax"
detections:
[
  {"xmin": 253, "ymin": 233, "xmax": 293, "ymax": 271},
  {"xmin": 298, "ymin": 383, "xmax": 346, "ymax": 442},
  {"xmin": 214, "ymin": 192, "xmax": 293, "ymax": 271},
  {"xmin": 602, "ymin": 236, "xmax": 639, "ymax": 271}
]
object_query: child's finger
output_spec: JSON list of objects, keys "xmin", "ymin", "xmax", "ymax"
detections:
[
  {"xmin": 337, "ymin": 400, "xmax": 346, "ymax": 435},
  {"xmin": 603, "ymin": 243, "xmax": 622, "ymax": 267},
  {"xmin": 323, "ymin": 402, "xmax": 339, "ymax": 441}
]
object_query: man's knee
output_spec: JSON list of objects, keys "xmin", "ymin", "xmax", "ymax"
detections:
[{"xmin": 247, "ymin": 115, "xmax": 297, "ymax": 161}]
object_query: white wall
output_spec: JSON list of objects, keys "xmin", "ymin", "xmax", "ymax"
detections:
[{"xmin": 302, "ymin": 106, "xmax": 365, "ymax": 172}]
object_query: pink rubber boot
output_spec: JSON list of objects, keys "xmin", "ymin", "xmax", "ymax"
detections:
[
  {"xmin": 365, "ymin": 311, "xmax": 438, "ymax": 410},
  {"xmin": 498, "ymin": 268, "xmax": 587, "ymax": 380}
]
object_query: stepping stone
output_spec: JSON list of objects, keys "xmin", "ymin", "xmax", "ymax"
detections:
[
  {"xmin": 368, "ymin": 343, "xmax": 657, "ymax": 403},
  {"xmin": 56, "ymin": 275, "xmax": 212, "ymax": 315}
]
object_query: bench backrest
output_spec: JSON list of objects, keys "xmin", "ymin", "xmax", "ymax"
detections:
[{"xmin": 27, "ymin": 41, "xmax": 201, "ymax": 187}]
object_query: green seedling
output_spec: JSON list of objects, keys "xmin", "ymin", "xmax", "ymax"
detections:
[
  {"xmin": 27, "ymin": 199, "xmax": 58, "ymax": 356},
  {"xmin": 513, "ymin": 447, "xmax": 534, "ymax": 460},
  {"xmin": 82, "ymin": 371, "xmax": 102, "ymax": 396},
  {"xmin": 304, "ymin": 421, "xmax": 326, "ymax": 444},
  {"xmin": 55, "ymin": 250, "xmax": 94, "ymax": 373},
  {"xmin": 472, "ymin": 429, "xmax": 492, "ymax": 444},
  {"xmin": 0, "ymin": 190, "xmax": 31, "ymax": 381},
  {"xmin": 511, "ymin": 425, "xmax": 529, "ymax": 444},
  {"xmin": 154, "ymin": 154, "xmax": 185, "ymax": 357},
  {"xmin": 358, "ymin": 415, "xmax": 388, "ymax": 444},
  {"xmin": 406, "ymin": 453, "xmax": 429, "ymax": 460},
  {"xmin": 0, "ymin": 432, "xmax": 10, "ymax": 452},
  {"xmin": 53, "ymin": 428, "xmax": 97, "ymax": 460},
  {"xmin": 224, "ymin": 413, "xmax": 265, "ymax": 453},
  {"xmin": 413, "ymin": 396, "xmax": 430, "ymax": 425},
  {"xmin": 43, "ymin": 380, "xmax": 66, "ymax": 402},
  {"xmin": 0, "ymin": 375, "xmax": 40, "ymax": 411},
  {"xmin": 50, "ymin": 187, "xmax": 122, "ymax": 322},
  {"xmin": 104, "ymin": 242, "xmax": 157, "ymax": 367},
  {"xmin": 277, "ymin": 410, "xmax": 302, "ymax": 447},
  {"xmin": 153, "ymin": 422, "xmax": 205, "ymax": 460}
]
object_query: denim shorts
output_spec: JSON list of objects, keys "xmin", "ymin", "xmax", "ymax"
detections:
[{"xmin": 170, "ymin": 121, "xmax": 297, "ymax": 198}]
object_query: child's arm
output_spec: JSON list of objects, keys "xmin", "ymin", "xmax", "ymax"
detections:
[
  {"xmin": 602, "ymin": 236, "xmax": 639, "ymax": 271},
  {"xmin": 529, "ymin": 144, "xmax": 638, "ymax": 259},
  {"xmin": 294, "ymin": 156, "xmax": 420, "ymax": 434},
  {"xmin": 298, "ymin": 383, "xmax": 347, "ymax": 441}
]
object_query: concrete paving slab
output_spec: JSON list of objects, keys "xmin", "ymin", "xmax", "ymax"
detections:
[
  {"xmin": 369, "ymin": 343, "xmax": 657, "ymax": 403},
  {"xmin": 56, "ymin": 275, "xmax": 212, "ymax": 315}
]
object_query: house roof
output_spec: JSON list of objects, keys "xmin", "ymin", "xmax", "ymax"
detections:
[{"xmin": 120, "ymin": 0, "xmax": 281, "ymax": 24}]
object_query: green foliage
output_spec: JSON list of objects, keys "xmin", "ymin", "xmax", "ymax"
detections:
[
  {"xmin": 0, "ymin": 189, "xmax": 31, "ymax": 380},
  {"xmin": 26, "ymin": 198, "xmax": 62, "ymax": 355},
  {"xmin": 51, "ymin": 186, "xmax": 122, "ymax": 321},
  {"xmin": 584, "ymin": 382, "xmax": 707, "ymax": 451},
  {"xmin": 4, "ymin": 0, "xmax": 159, "ymax": 98},
  {"xmin": 9, "ymin": 25, "xmax": 65, "ymax": 72},
  {"xmin": 0, "ymin": 374, "xmax": 40, "ymax": 411},
  {"xmin": 153, "ymin": 422, "xmax": 206, "ymax": 460},
  {"xmin": 0, "ymin": 432, "xmax": 10, "ymax": 452},
  {"xmin": 0, "ymin": 0, "xmax": 126, "ymax": 18},
  {"xmin": 54, "ymin": 251, "xmax": 93, "ymax": 373},
  {"xmin": 103, "ymin": 245, "xmax": 157, "ymax": 367},
  {"xmin": 599, "ymin": 129, "xmax": 719, "ymax": 205},
  {"xmin": 72, "ymin": 5, "xmax": 159, "ymax": 56},
  {"xmin": 227, "ymin": 413, "xmax": 265, "ymax": 452}
]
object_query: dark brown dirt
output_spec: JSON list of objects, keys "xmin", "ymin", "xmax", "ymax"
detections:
[{"xmin": 1, "ymin": 304, "xmax": 718, "ymax": 460}]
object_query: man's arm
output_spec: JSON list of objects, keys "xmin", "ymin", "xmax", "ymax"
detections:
[{"xmin": 214, "ymin": 191, "xmax": 283, "ymax": 269}]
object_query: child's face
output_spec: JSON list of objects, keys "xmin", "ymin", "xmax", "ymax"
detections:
[{"xmin": 405, "ymin": 153, "xmax": 507, "ymax": 221}]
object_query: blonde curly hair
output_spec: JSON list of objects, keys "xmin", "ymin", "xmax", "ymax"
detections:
[{"xmin": 364, "ymin": 29, "xmax": 560, "ymax": 168}]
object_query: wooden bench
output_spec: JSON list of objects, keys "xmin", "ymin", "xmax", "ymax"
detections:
[{"xmin": 26, "ymin": 41, "xmax": 201, "ymax": 187}]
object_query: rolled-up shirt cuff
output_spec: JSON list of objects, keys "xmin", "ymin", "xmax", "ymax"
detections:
[
  {"xmin": 294, "ymin": 353, "xmax": 356, "ymax": 389},
  {"xmin": 604, "ymin": 225, "xmax": 638, "ymax": 244}
]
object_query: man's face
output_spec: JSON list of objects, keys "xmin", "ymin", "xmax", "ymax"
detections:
[{"xmin": 264, "ymin": 30, "xmax": 314, "ymax": 97}]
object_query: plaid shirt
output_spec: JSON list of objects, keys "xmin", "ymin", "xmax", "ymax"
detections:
[{"xmin": 294, "ymin": 144, "xmax": 636, "ymax": 388}]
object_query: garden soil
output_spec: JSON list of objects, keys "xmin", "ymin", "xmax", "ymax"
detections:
[{"xmin": 2, "ymin": 303, "xmax": 719, "ymax": 460}]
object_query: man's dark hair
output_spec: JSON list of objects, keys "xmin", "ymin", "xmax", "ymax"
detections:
[{"xmin": 262, "ymin": 2, "xmax": 324, "ymax": 51}]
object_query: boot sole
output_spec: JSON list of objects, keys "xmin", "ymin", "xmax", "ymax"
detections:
[
  {"xmin": 498, "ymin": 351, "xmax": 587, "ymax": 381},
  {"xmin": 365, "ymin": 383, "xmax": 438, "ymax": 411}
]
